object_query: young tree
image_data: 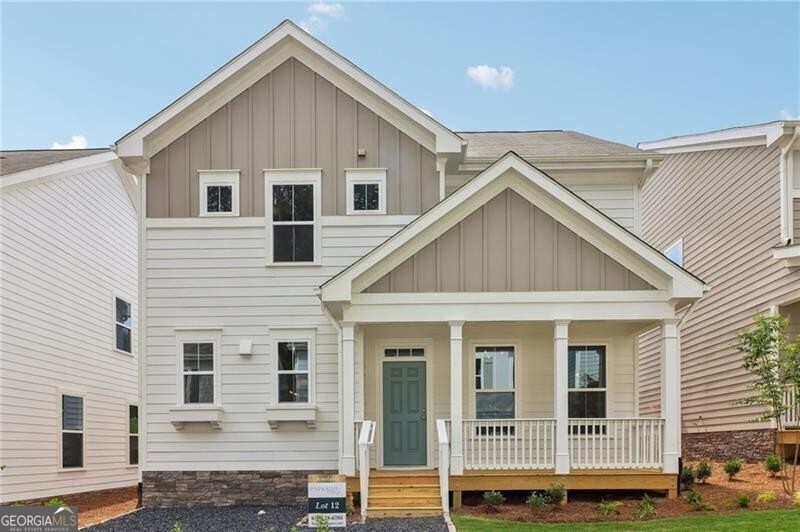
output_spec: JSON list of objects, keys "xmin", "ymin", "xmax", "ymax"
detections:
[{"xmin": 734, "ymin": 314, "xmax": 800, "ymax": 493}]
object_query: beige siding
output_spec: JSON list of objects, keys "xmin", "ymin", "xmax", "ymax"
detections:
[
  {"xmin": 366, "ymin": 189, "xmax": 652, "ymax": 293},
  {"xmin": 0, "ymin": 165, "xmax": 138, "ymax": 502},
  {"xmin": 638, "ymin": 146, "xmax": 800, "ymax": 433},
  {"xmin": 147, "ymin": 58, "xmax": 437, "ymax": 218}
]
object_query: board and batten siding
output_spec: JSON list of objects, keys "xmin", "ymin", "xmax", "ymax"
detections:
[
  {"xmin": 638, "ymin": 145, "xmax": 800, "ymax": 433},
  {"xmin": 366, "ymin": 189, "xmax": 652, "ymax": 293},
  {"xmin": 143, "ymin": 218, "xmax": 406, "ymax": 471},
  {"xmin": 146, "ymin": 57, "xmax": 437, "ymax": 219},
  {"xmin": 0, "ymin": 164, "xmax": 138, "ymax": 502}
]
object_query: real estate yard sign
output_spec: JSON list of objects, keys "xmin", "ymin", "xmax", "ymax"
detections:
[{"xmin": 308, "ymin": 474, "xmax": 346, "ymax": 528}]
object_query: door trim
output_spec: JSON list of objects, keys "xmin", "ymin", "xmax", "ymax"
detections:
[{"xmin": 375, "ymin": 338, "xmax": 434, "ymax": 469}]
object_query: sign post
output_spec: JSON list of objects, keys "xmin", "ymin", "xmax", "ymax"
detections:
[{"xmin": 307, "ymin": 474, "xmax": 347, "ymax": 528}]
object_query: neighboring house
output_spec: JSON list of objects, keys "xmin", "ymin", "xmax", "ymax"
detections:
[
  {"xmin": 0, "ymin": 150, "xmax": 140, "ymax": 503},
  {"xmin": 117, "ymin": 20, "xmax": 707, "ymax": 516},
  {"xmin": 638, "ymin": 121, "xmax": 800, "ymax": 461}
]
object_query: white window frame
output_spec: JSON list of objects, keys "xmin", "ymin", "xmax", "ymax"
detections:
[
  {"xmin": 567, "ymin": 344, "xmax": 608, "ymax": 420},
  {"xmin": 175, "ymin": 328, "xmax": 222, "ymax": 408},
  {"xmin": 199, "ymin": 170, "xmax": 240, "ymax": 217},
  {"xmin": 127, "ymin": 403, "xmax": 139, "ymax": 467},
  {"xmin": 664, "ymin": 238, "xmax": 683, "ymax": 267},
  {"xmin": 265, "ymin": 169, "xmax": 322, "ymax": 266},
  {"xmin": 471, "ymin": 343, "xmax": 519, "ymax": 420},
  {"xmin": 58, "ymin": 391, "xmax": 86, "ymax": 471},
  {"xmin": 345, "ymin": 168, "xmax": 387, "ymax": 215},
  {"xmin": 270, "ymin": 328, "xmax": 316, "ymax": 406},
  {"xmin": 113, "ymin": 294, "xmax": 133, "ymax": 355}
]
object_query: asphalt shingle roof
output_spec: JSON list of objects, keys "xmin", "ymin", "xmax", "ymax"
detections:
[
  {"xmin": 0, "ymin": 149, "xmax": 108, "ymax": 176},
  {"xmin": 458, "ymin": 130, "xmax": 648, "ymax": 159}
]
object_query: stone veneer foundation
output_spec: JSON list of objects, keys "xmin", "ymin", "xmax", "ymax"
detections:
[
  {"xmin": 142, "ymin": 470, "xmax": 333, "ymax": 507},
  {"xmin": 682, "ymin": 429, "xmax": 775, "ymax": 462}
]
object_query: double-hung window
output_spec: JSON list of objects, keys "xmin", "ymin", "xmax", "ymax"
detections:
[
  {"xmin": 61, "ymin": 394, "xmax": 84, "ymax": 469},
  {"xmin": 199, "ymin": 170, "xmax": 239, "ymax": 216},
  {"xmin": 115, "ymin": 297, "xmax": 132, "ymax": 353},
  {"xmin": 128, "ymin": 405, "xmax": 139, "ymax": 466},
  {"xmin": 182, "ymin": 342, "xmax": 215, "ymax": 404},
  {"xmin": 266, "ymin": 170, "xmax": 321, "ymax": 264},
  {"xmin": 346, "ymin": 168, "xmax": 386, "ymax": 215},
  {"xmin": 568, "ymin": 345, "xmax": 607, "ymax": 422},
  {"xmin": 277, "ymin": 341, "xmax": 310, "ymax": 403}
]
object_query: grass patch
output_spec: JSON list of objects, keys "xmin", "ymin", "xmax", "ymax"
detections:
[{"xmin": 452, "ymin": 509, "xmax": 800, "ymax": 531}]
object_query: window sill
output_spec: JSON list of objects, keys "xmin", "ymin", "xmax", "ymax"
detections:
[
  {"xmin": 773, "ymin": 244, "xmax": 800, "ymax": 267},
  {"xmin": 265, "ymin": 262, "xmax": 322, "ymax": 268},
  {"xmin": 113, "ymin": 348, "xmax": 134, "ymax": 357},
  {"xmin": 58, "ymin": 467, "xmax": 86, "ymax": 473},
  {"xmin": 265, "ymin": 404, "xmax": 317, "ymax": 429},
  {"xmin": 169, "ymin": 406, "xmax": 224, "ymax": 430}
]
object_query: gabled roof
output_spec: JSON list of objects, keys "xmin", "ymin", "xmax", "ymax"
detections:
[
  {"xmin": 115, "ymin": 20, "xmax": 463, "ymax": 163},
  {"xmin": 638, "ymin": 120, "xmax": 800, "ymax": 153},
  {"xmin": 321, "ymin": 152, "xmax": 708, "ymax": 303},
  {"xmin": 459, "ymin": 131, "xmax": 649, "ymax": 159},
  {"xmin": 0, "ymin": 148, "xmax": 108, "ymax": 176}
]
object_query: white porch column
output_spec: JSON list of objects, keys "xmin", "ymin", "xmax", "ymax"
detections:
[
  {"xmin": 553, "ymin": 320, "xmax": 570, "ymax": 474},
  {"xmin": 661, "ymin": 318, "xmax": 681, "ymax": 473},
  {"xmin": 449, "ymin": 321, "xmax": 465, "ymax": 475},
  {"xmin": 341, "ymin": 322, "xmax": 356, "ymax": 476}
]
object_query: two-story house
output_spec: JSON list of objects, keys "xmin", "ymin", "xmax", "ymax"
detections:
[
  {"xmin": 117, "ymin": 20, "xmax": 707, "ymax": 517},
  {"xmin": 639, "ymin": 121, "xmax": 800, "ymax": 462},
  {"xmin": 0, "ymin": 149, "xmax": 139, "ymax": 503}
]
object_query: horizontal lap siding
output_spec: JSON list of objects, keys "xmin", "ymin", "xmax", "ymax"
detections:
[
  {"xmin": 638, "ymin": 146, "xmax": 800, "ymax": 433},
  {"xmin": 0, "ymin": 166, "xmax": 138, "ymax": 502},
  {"xmin": 144, "ymin": 220, "xmax": 405, "ymax": 471},
  {"xmin": 147, "ymin": 58, "xmax": 437, "ymax": 218}
]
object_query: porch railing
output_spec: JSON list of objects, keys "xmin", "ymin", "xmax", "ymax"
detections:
[
  {"xmin": 357, "ymin": 420, "xmax": 376, "ymax": 518},
  {"xmin": 783, "ymin": 385, "xmax": 799, "ymax": 428},
  {"xmin": 463, "ymin": 418, "xmax": 555, "ymax": 470},
  {"xmin": 568, "ymin": 418, "xmax": 664, "ymax": 469},
  {"xmin": 435, "ymin": 419, "xmax": 450, "ymax": 515}
]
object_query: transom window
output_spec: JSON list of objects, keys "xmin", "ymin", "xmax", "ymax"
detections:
[
  {"xmin": 182, "ymin": 342, "xmax": 215, "ymax": 404},
  {"xmin": 199, "ymin": 170, "xmax": 240, "ymax": 216},
  {"xmin": 384, "ymin": 347, "xmax": 424, "ymax": 357},
  {"xmin": 475, "ymin": 346, "xmax": 515, "ymax": 420},
  {"xmin": 266, "ymin": 170, "xmax": 321, "ymax": 264},
  {"xmin": 61, "ymin": 394, "xmax": 83, "ymax": 469},
  {"xmin": 115, "ymin": 297, "xmax": 132, "ymax": 353},
  {"xmin": 568, "ymin": 345, "xmax": 607, "ymax": 419},
  {"xmin": 346, "ymin": 168, "xmax": 386, "ymax": 215},
  {"xmin": 277, "ymin": 341, "xmax": 310, "ymax": 403},
  {"xmin": 128, "ymin": 405, "xmax": 139, "ymax": 466}
]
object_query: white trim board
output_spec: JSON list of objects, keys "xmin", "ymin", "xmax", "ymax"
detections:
[{"xmin": 638, "ymin": 120, "xmax": 800, "ymax": 153}]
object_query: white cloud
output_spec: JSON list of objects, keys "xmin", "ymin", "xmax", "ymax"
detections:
[
  {"xmin": 466, "ymin": 64, "xmax": 514, "ymax": 91},
  {"xmin": 51, "ymin": 134, "xmax": 88, "ymax": 150},
  {"xmin": 780, "ymin": 109, "xmax": 799, "ymax": 120},
  {"xmin": 300, "ymin": 2, "xmax": 344, "ymax": 35}
]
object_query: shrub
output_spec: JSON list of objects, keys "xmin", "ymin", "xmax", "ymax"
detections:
[
  {"xmin": 526, "ymin": 492, "xmax": 548, "ymax": 514},
  {"xmin": 636, "ymin": 494, "xmax": 657, "ymax": 520},
  {"xmin": 736, "ymin": 493, "xmax": 750, "ymax": 508},
  {"xmin": 684, "ymin": 489, "xmax": 716, "ymax": 511},
  {"xmin": 680, "ymin": 465, "xmax": 695, "ymax": 489},
  {"xmin": 482, "ymin": 490, "xmax": 505, "ymax": 512},
  {"xmin": 757, "ymin": 491, "xmax": 777, "ymax": 503},
  {"xmin": 594, "ymin": 500, "xmax": 623, "ymax": 516},
  {"xmin": 44, "ymin": 497, "xmax": 66, "ymax": 507},
  {"xmin": 544, "ymin": 483, "xmax": 566, "ymax": 507},
  {"xmin": 695, "ymin": 460, "xmax": 712, "ymax": 483},
  {"xmin": 171, "ymin": 523, "xmax": 183, "ymax": 532},
  {"xmin": 764, "ymin": 454, "xmax": 784, "ymax": 477},
  {"xmin": 723, "ymin": 459, "xmax": 743, "ymax": 480}
]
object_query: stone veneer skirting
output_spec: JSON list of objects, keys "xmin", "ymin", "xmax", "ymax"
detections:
[
  {"xmin": 682, "ymin": 429, "xmax": 775, "ymax": 462},
  {"xmin": 142, "ymin": 470, "xmax": 333, "ymax": 507}
]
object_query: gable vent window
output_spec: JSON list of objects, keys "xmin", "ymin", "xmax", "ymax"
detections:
[
  {"xmin": 200, "ymin": 170, "xmax": 240, "ymax": 217},
  {"xmin": 266, "ymin": 170, "xmax": 321, "ymax": 265},
  {"xmin": 346, "ymin": 168, "xmax": 386, "ymax": 215}
]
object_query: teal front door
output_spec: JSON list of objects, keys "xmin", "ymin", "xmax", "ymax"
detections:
[{"xmin": 383, "ymin": 361, "xmax": 427, "ymax": 466}]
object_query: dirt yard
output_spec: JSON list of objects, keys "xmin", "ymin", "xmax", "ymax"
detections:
[
  {"xmin": 456, "ymin": 462, "xmax": 797, "ymax": 524},
  {"xmin": 27, "ymin": 486, "xmax": 139, "ymax": 528}
]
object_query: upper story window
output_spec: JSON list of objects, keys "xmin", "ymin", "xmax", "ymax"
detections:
[
  {"xmin": 200, "ymin": 170, "xmax": 240, "ymax": 217},
  {"xmin": 346, "ymin": 168, "xmax": 387, "ymax": 215},
  {"xmin": 265, "ymin": 170, "xmax": 321, "ymax": 265},
  {"xmin": 115, "ymin": 297, "xmax": 132, "ymax": 353},
  {"xmin": 61, "ymin": 394, "xmax": 84, "ymax": 469},
  {"xmin": 664, "ymin": 239, "xmax": 683, "ymax": 266},
  {"xmin": 475, "ymin": 346, "xmax": 515, "ymax": 420},
  {"xmin": 568, "ymin": 345, "xmax": 607, "ymax": 419}
]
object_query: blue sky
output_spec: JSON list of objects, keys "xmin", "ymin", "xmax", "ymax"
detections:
[{"xmin": 2, "ymin": 1, "xmax": 798, "ymax": 150}]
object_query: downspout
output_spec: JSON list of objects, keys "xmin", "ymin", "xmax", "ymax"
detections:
[
  {"xmin": 780, "ymin": 127, "xmax": 800, "ymax": 245},
  {"xmin": 317, "ymin": 290, "xmax": 344, "ymax": 472}
]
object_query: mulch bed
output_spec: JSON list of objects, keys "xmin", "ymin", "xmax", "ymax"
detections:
[
  {"xmin": 456, "ymin": 462, "xmax": 797, "ymax": 524},
  {"xmin": 23, "ymin": 486, "xmax": 139, "ymax": 529}
]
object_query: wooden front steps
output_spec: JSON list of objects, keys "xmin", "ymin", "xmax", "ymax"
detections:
[{"xmin": 366, "ymin": 470, "xmax": 442, "ymax": 518}]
